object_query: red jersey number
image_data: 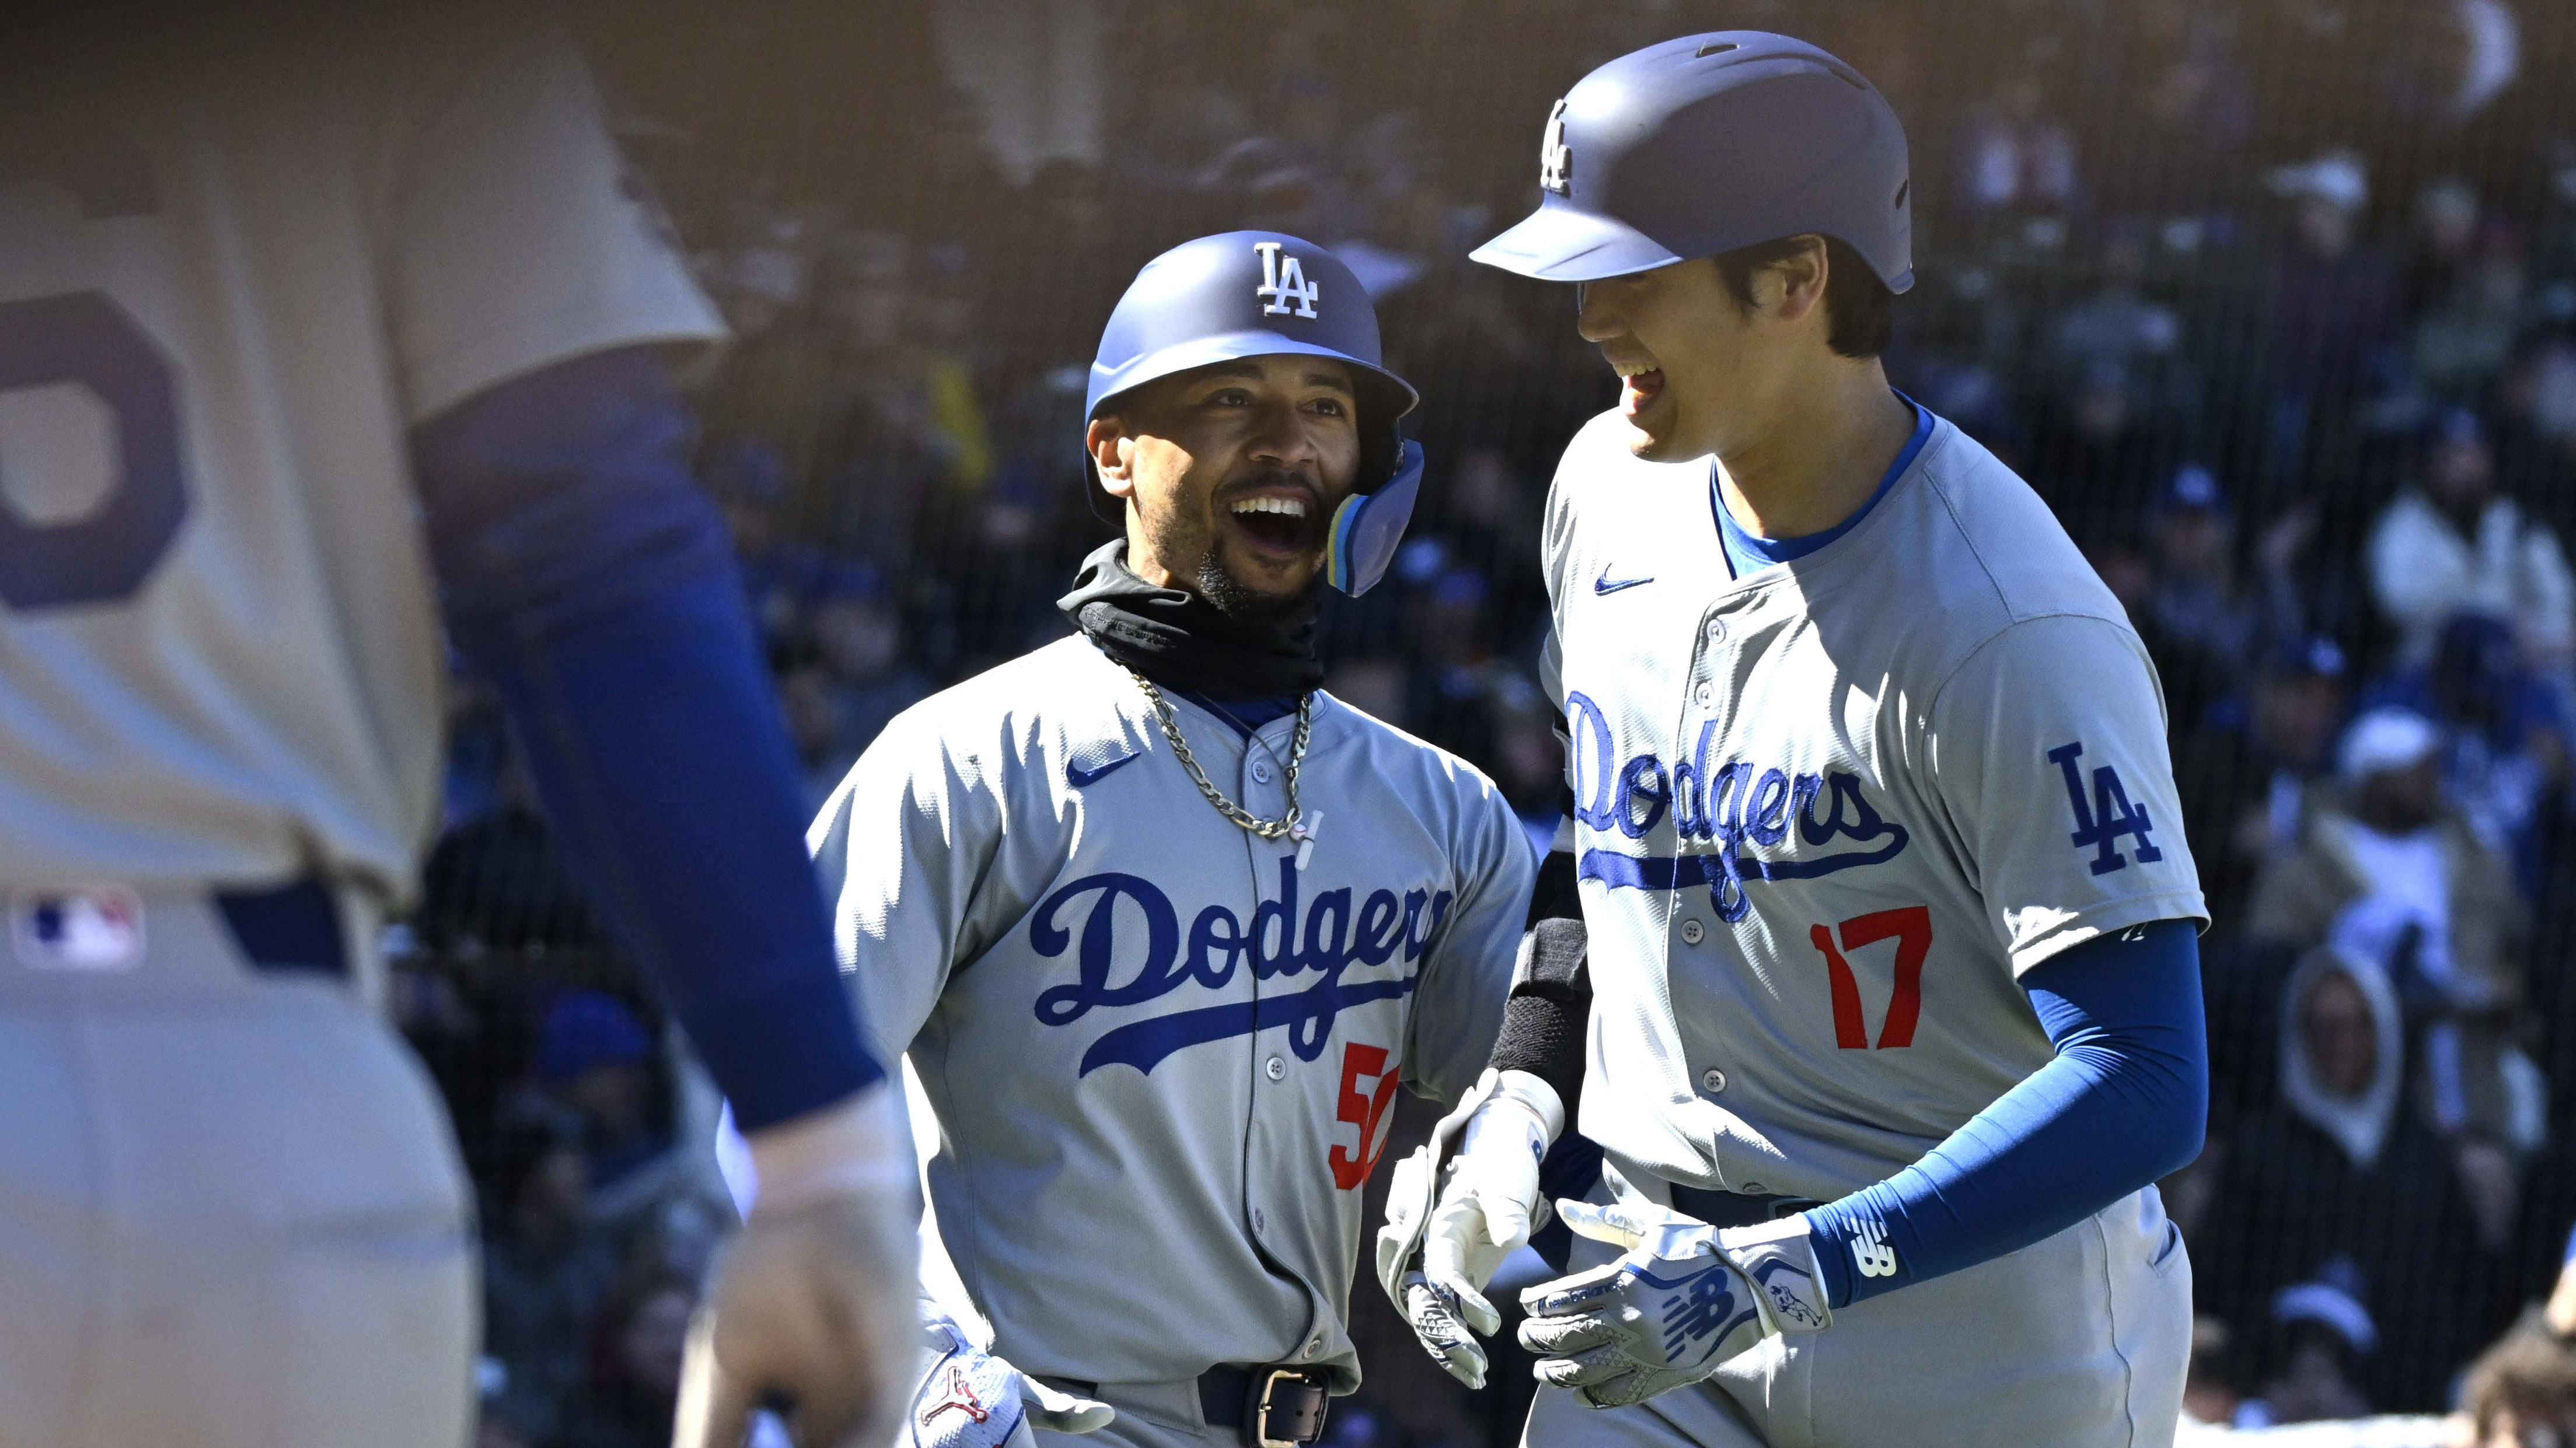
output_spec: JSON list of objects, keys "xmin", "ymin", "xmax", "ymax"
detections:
[
  {"xmin": 1807, "ymin": 905, "xmax": 1931, "ymax": 1050},
  {"xmin": 1330, "ymin": 1043, "xmax": 1404, "ymax": 1190}
]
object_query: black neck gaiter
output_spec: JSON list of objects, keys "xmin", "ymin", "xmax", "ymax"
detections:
[{"xmin": 1056, "ymin": 539, "xmax": 1324, "ymax": 699}]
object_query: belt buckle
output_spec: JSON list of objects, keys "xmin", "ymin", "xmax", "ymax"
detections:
[{"xmin": 1247, "ymin": 1367, "xmax": 1327, "ymax": 1448}]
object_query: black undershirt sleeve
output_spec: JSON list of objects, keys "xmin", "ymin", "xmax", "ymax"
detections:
[{"xmin": 1489, "ymin": 848, "xmax": 1590, "ymax": 1117}]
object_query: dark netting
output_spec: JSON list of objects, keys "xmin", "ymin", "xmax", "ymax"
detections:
[{"xmin": 404, "ymin": 4, "xmax": 2576, "ymax": 1442}]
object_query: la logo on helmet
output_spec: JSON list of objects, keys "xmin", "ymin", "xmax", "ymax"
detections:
[
  {"xmin": 1540, "ymin": 99, "xmax": 1572, "ymax": 194},
  {"xmin": 1254, "ymin": 241, "xmax": 1320, "ymax": 318}
]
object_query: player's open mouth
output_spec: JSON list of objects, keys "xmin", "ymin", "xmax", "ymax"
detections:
[
  {"xmin": 1224, "ymin": 491, "xmax": 1321, "ymax": 556},
  {"xmin": 1619, "ymin": 366, "xmax": 1664, "ymax": 418}
]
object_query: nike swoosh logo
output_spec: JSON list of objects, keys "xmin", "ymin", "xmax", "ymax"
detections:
[
  {"xmin": 1066, "ymin": 752, "xmax": 1142, "ymax": 787},
  {"xmin": 1594, "ymin": 569, "xmax": 1654, "ymax": 594}
]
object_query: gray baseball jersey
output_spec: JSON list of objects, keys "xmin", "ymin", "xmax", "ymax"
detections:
[
  {"xmin": 1540, "ymin": 408, "xmax": 2206, "ymax": 1204},
  {"xmin": 0, "ymin": 12, "xmax": 719, "ymax": 903},
  {"xmin": 809, "ymin": 634, "xmax": 1531, "ymax": 1390}
]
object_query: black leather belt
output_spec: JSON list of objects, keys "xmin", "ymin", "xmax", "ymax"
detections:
[
  {"xmin": 1667, "ymin": 1183, "xmax": 1821, "ymax": 1230},
  {"xmin": 1198, "ymin": 1364, "xmax": 1329, "ymax": 1448}
]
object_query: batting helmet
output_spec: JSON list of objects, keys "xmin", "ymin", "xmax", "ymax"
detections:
[
  {"xmin": 1471, "ymin": 33, "xmax": 1912, "ymax": 292},
  {"xmin": 1087, "ymin": 230, "xmax": 1425, "ymax": 596}
]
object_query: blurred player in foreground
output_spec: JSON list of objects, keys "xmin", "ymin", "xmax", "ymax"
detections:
[
  {"xmin": 798, "ymin": 232, "xmax": 1531, "ymax": 1448},
  {"xmin": 0, "ymin": 10, "xmax": 909, "ymax": 1447},
  {"xmin": 1379, "ymin": 33, "xmax": 2210, "ymax": 1447}
]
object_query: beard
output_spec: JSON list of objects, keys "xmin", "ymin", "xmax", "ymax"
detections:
[
  {"xmin": 1196, "ymin": 542, "xmax": 1323, "ymax": 625},
  {"xmin": 1137, "ymin": 466, "xmax": 1328, "ymax": 626}
]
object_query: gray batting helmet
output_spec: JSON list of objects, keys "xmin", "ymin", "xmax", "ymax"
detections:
[
  {"xmin": 1088, "ymin": 230, "xmax": 1424, "ymax": 595},
  {"xmin": 1472, "ymin": 33, "xmax": 1912, "ymax": 292}
]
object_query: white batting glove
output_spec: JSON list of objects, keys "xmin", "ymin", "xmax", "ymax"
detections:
[
  {"xmin": 675, "ymin": 1085, "xmax": 922, "ymax": 1448},
  {"xmin": 1518, "ymin": 1199, "xmax": 1831, "ymax": 1410},
  {"xmin": 906, "ymin": 1320, "xmax": 1115, "ymax": 1448},
  {"xmin": 1383, "ymin": 1069, "xmax": 1563, "ymax": 1389}
]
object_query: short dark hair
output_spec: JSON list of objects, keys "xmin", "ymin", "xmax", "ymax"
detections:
[{"xmin": 1711, "ymin": 235, "xmax": 1894, "ymax": 358}]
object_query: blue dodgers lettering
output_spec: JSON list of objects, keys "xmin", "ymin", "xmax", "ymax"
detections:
[
  {"xmin": 1567, "ymin": 691, "xmax": 1619, "ymax": 833},
  {"xmin": 1671, "ymin": 720, "xmax": 1719, "ymax": 837},
  {"xmin": 1746, "ymin": 769, "xmax": 1791, "ymax": 847},
  {"xmin": 1615, "ymin": 756, "xmax": 1670, "ymax": 838},
  {"xmin": 1029, "ymin": 857, "xmax": 1451, "ymax": 1076},
  {"xmin": 1567, "ymin": 701, "xmax": 1909, "ymax": 921}
]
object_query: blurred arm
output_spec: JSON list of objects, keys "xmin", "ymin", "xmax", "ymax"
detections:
[{"xmin": 412, "ymin": 342, "xmax": 882, "ymax": 1131}]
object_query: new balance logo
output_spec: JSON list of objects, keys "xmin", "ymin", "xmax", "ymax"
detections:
[
  {"xmin": 1254, "ymin": 241, "xmax": 1320, "ymax": 319},
  {"xmin": 1850, "ymin": 1218, "xmax": 1897, "ymax": 1279},
  {"xmin": 2047, "ymin": 740, "xmax": 2165, "ymax": 876},
  {"xmin": 1656, "ymin": 1262, "xmax": 1747, "ymax": 1362},
  {"xmin": 1540, "ymin": 99, "xmax": 1573, "ymax": 194}
]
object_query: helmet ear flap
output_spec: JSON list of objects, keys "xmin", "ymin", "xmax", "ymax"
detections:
[
  {"xmin": 1327, "ymin": 440, "xmax": 1424, "ymax": 596},
  {"xmin": 1352, "ymin": 372, "xmax": 1416, "ymax": 493}
]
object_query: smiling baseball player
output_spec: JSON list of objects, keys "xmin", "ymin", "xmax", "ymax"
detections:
[
  {"xmin": 805, "ymin": 232, "xmax": 1532, "ymax": 1448},
  {"xmin": 1377, "ymin": 33, "xmax": 2210, "ymax": 1448}
]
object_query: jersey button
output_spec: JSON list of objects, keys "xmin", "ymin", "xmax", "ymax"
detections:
[
  {"xmin": 1304, "ymin": 1336, "xmax": 1322, "ymax": 1358},
  {"xmin": 1706, "ymin": 618, "xmax": 1727, "ymax": 641},
  {"xmin": 1692, "ymin": 681, "xmax": 1714, "ymax": 708},
  {"xmin": 1265, "ymin": 1055, "xmax": 1287, "ymax": 1082},
  {"xmin": 1253, "ymin": 1207, "xmax": 1268, "ymax": 1233},
  {"xmin": 1251, "ymin": 761, "xmax": 1273, "ymax": 784},
  {"xmin": 1701, "ymin": 1067, "xmax": 1727, "ymax": 1093},
  {"xmin": 1679, "ymin": 918, "xmax": 1705, "ymax": 946}
]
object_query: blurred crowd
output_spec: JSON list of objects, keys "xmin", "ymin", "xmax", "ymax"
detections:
[{"xmin": 403, "ymin": 1, "xmax": 2576, "ymax": 1443}]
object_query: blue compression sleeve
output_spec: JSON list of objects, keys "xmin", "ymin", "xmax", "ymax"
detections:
[
  {"xmin": 1802, "ymin": 918, "xmax": 2206, "ymax": 1307},
  {"xmin": 413, "ymin": 345, "xmax": 882, "ymax": 1132}
]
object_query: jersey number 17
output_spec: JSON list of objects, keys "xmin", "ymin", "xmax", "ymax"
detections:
[{"xmin": 1806, "ymin": 905, "xmax": 1930, "ymax": 1050}]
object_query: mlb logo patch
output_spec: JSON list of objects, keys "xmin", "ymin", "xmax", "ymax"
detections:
[{"xmin": 13, "ymin": 886, "xmax": 145, "ymax": 971}]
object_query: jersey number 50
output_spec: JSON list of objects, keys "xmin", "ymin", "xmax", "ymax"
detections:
[{"xmin": 0, "ymin": 291, "xmax": 189, "ymax": 611}]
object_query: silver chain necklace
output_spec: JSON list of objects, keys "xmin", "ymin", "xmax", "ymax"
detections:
[{"xmin": 1121, "ymin": 663, "xmax": 1314, "ymax": 847}]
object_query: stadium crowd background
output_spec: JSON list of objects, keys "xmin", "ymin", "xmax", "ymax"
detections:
[{"xmin": 400, "ymin": 2, "xmax": 2576, "ymax": 1444}]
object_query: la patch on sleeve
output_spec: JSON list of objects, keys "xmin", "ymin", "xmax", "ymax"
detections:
[{"xmin": 2046, "ymin": 741, "xmax": 2163, "ymax": 877}]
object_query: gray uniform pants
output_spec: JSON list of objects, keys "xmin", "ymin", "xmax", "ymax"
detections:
[
  {"xmin": 1032, "ymin": 1379, "xmax": 1277, "ymax": 1448},
  {"xmin": 0, "ymin": 887, "xmax": 476, "ymax": 1448},
  {"xmin": 1521, "ymin": 1181, "xmax": 2190, "ymax": 1448}
]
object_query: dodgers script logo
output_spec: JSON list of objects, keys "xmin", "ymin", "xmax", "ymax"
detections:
[
  {"xmin": 1566, "ymin": 692, "xmax": 1909, "ymax": 921},
  {"xmin": 1029, "ymin": 857, "xmax": 1452, "ymax": 1076}
]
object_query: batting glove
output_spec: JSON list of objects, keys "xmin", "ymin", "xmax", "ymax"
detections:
[
  {"xmin": 675, "ymin": 1085, "xmax": 922, "ymax": 1448},
  {"xmin": 1377, "ymin": 1068, "xmax": 1563, "ymax": 1388},
  {"xmin": 1518, "ymin": 1199, "xmax": 1831, "ymax": 1410},
  {"xmin": 907, "ymin": 1320, "xmax": 1116, "ymax": 1448}
]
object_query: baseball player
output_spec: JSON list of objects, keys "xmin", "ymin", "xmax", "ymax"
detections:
[
  {"xmin": 0, "ymin": 13, "xmax": 909, "ymax": 1448},
  {"xmin": 1377, "ymin": 34, "xmax": 2211, "ymax": 1448},
  {"xmin": 802, "ymin": 232, "xmax": 1533, "ymax": 1448}
]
